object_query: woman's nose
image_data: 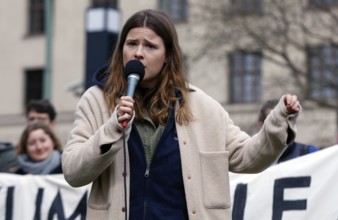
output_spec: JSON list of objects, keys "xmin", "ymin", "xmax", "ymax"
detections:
[
  {"xmin": 35, "ymin": 142, "xmax": 43, "ymax": 150},
  {"xmin": 134, "ymin": 45, "xmax": 144, "ymax": 59}
]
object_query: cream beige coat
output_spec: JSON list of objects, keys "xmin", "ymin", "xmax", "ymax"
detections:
[{"xmin": 62, "ymin": 84, "xmax": 298, "ymax": 220}]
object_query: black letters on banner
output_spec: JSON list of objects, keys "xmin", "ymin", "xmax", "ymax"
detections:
[
  {"xmin": 272, "ymin": 176, "xmax": 311, "ymax": 220},
  {"xmin": 232, "ymin": 183, "xmax": 248, "ymax": 220},
  {"xmin": 4, "ymin": 186, "xmax": 14, "ymax": 220},
  {"xmin": 1, "ymin": 186, "xmax": 88, "ymax": 220},
  {"xmin": 39, "ymin": 189, "xmax": 87, "ymax": 220},
  {"xmin": 34, "ymin": 188, "xmax": 44, "ymax": 220},
  {"xmin": 67, "ymin": 191, "xmax": 88, "ymax": 220},
  {"xmin": 48, "ymin": 190, "xmax": 67, "ymax": 219}
]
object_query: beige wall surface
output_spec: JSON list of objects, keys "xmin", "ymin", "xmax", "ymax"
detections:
[
  {"xmin": 1, "ymin": 1, "xmax": 43, "ymax": 114},
  {"xmin": 0, "ymin": 1, "xmax": 336, "ymax": 148},
  {"xmin": 0, "ymin": 1, "xmax": 90, "ymax": 145}
]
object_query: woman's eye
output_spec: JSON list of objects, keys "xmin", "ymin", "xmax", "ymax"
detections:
[
  {"xmin": 28, "ymin": 140, "xmax": 36, "ymax": 146},
  {"xmin": 126, "ymin": 41, "xmax": 136, "ymax": 46},
  {"xmin": 146, "ymin": 43, "xmax": 156, "ymax": 49}
]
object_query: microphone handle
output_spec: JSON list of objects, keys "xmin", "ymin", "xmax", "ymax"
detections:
[
  {"xmin": 122, "ymin": 74, "xmax": 140, "ymax": 128},
  {"xmin": 126, "ymin": 75, "xmax": 140, "ymax": 97}
]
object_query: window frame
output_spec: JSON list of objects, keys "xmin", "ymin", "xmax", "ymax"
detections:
[
  {"xmin": 308, "ymin": 0, "xmax": 338, "ymax": 8},
  {"xmin": 24, "ymin": 68, "xmax": 44, "ymax": 107},
  {"xmin": 230, "ymin": 0, "xmax": 264, "ymax": 15},
  {"xmin": 91, "ymin": 0, "xmax": 117, "ymax": 8},
  {"xmin": 159, "ymin": 0, "xmax": 189, "ymax": 23},
  {"xmin": 28, "ymin": 0, "xmax": 45, "ymax": 35},
  {"xmin": 307, "ymin": 45, "xmax": 338, "ymax": 100},
  {"xmin": 228, "ymin": 51, "xmax": 262, "ymax": 103}
]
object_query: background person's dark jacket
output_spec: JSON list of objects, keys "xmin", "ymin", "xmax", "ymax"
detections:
[
  {"xmin": 0, "ymin": 142, "xmax": 18, "ymax": 173},
  {"xmin": 277, "ymin": 141, "xmax": 319, "ymax": 163}
]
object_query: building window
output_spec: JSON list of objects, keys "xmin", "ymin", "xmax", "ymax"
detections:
[
  {"xmin": 231, "ymin": 0, "xmax": 263, "ymax": 15},
  {"xmin": 309, "ymin": 0, "xmax": 338, "ymax": 7},
  {"xmin": 308, "ymin": 45, "xmax": 338, "ymax": 100},
  {"xmin": 25, "ymin": 69, "xmax": 44, "ymax": 106},
  {"xmin": 91, "ymin": 0, "xmax": 117, "ymax": 8},
  {"xmin": 29, "ymin": 0, "xmax": 45, "ymax": 35},
  {"xmin": 159, "ymin": 0, "xmax": 188, "ymax": 22},
  {"xmin": 229, "ymin": 51, "xmax": 262, "ymax": 103}
]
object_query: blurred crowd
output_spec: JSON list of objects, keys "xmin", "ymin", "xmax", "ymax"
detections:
[{"xmin": 0, "ymin": 99, "xmax": 63, "ymax": 175}]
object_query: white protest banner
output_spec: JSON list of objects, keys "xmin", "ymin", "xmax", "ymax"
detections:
[
  {"xmin": 1, "ymin": 145, "xmax": 338, "ymax": 220},
  {"xmin": 229, "ymin": 144, "xmax": 338, "ymax": 220},
  {"xmin": 0, "ymin": 174, "xmax": 90, "ymax": 220}
]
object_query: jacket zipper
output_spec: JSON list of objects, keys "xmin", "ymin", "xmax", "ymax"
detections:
[
  {"xmin": 134, "ymin": 126, "xmax": 151, "ymax": 219},
  {"xmin": 144, "ymin": 167, "xmax": 150, "ymax": 177},
  {"xmin": 143, "ymin": 200, "xmax": 147, "ymax": 220},
  {"xmin": 143, "ymin": 168, "xmax": 149, "ymax": 219}
]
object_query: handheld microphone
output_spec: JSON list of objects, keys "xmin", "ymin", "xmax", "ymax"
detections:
[{"xmin": 122, "ymin": 60, "xmax": 145, "ymax": 127}]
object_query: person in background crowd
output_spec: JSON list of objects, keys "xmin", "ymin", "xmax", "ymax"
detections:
[
  {"xmin": 26, "ymin": 99, "xmax": 57, "ymax": 127},
  {"xmin": 15, "ymin": 122, "xmax": 63, "ymax": 175},
  {"xmin": 258, "ymin": 99, "xmax": 319, "ymax": 163},
  {"xmin": 0, "ymin": 99, "xmax": 58, "ymax": 173},
  {"xmin": 62, "ymin": 9, "xmax": 301, "ymax": 220}
]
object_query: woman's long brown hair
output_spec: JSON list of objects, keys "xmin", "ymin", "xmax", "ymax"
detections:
[{"xmin": 103, "ymin": 9, "xmax": 193, "ymax": 125}]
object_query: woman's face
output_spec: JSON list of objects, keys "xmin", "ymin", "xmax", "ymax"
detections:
[
  {"xmin": 123, "ymin": 27, "xmax": 167, "ymax": 88},
  {"xmin": 26, "ymin": 129, "xmax": 54, "ymax": 162}
]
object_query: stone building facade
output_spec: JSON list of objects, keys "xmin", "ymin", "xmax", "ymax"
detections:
[{"xmin": 0, "ymin": 0, "xmax": 336, "ymax": 148}]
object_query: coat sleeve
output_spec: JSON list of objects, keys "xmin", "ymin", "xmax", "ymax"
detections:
[
  {"xmin": 62, "ymin": 87, "xmax": 132, "ymax": 187},
  {"xmin": 227, "ymin": 96, "xmax": 299, "ymax": 173}
]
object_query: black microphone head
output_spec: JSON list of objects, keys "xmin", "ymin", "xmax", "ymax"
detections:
[{"xmin": 124, "ymin": 60, "xmax": 145, "ymax": 82}]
